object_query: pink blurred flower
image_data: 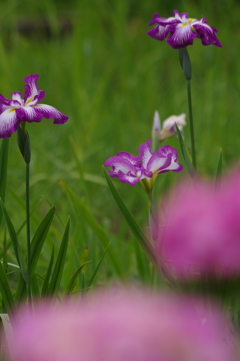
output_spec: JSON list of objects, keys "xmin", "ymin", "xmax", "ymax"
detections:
[
  {"xmin": 8, "ymin": 289, "xmax": 237, "ymax": 361},
  {"xmin": 157, "ymin": 172, "xmax": 240, "ymax": 279}
]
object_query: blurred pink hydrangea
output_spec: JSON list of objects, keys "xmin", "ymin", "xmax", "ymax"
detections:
[
  {"xmin": 8, "ymin": 289, "xmax": 237, "ymax": 361},
  {"xmin": 156, "ymin": 172, "xmax": 240, "ymax": 279}
]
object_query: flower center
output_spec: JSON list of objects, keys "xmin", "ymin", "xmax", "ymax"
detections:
[{"xmin": 181, "ymin": 18, "xmax": 193, "ymax": 26}]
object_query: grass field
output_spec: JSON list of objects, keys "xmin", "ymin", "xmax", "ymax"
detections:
[{"xmin": 0, "ymin": 0, "xmax": 239, "ymax": 294}]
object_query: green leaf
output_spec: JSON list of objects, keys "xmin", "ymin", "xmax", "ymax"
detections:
[
  {"xmin": 66, "ymin": 262, "xmax": 89, "ymax": 295},
  {"xmin": 175, "ymin": 123, "xmax": 196, "ymax": 180},
  {"xmin": 102, "ymin": 167, "xmax": 157, "ymax": 266},
  {"xmin": 17, "ymin": 127, "xmax": 31, "ymax": 164},
  {"xmin": 59, "ymin": 181, "xmax": 126, "ymax": 279},
  {"xmin": 1, "ymin": 200, "xmax": 28, "ymax": 283},
  {"xmin": 0, "ymin": 138, "xmax": 9, "ymax": 225},
  {"xmin": 88, "ymin": 242, "xmax": 110, "ymax": 288},
  {"xmin": 0, "ymin": 262, "xmax": 14, "ymax": 313},
  {"xmin": 31, "ymin": 274, "xmax": 40, "ymax": 297},
  {"xmin": 133, "ymin": 238, "xmax": 149, "ymax": 283},
  {"xmin": 15, "ymin": 206, "xmax": 55, "ymax": 302},
  {"xmin": 30, "ymin": 206, "xmax": 55, "ymax": 276},
  {"xmin": 41, "ymin": 246, "xmax": 54, "ymax": 296},
  {"xmin": 215, "ymin": 148, "xmax": 222, "ymax": 189},
  {"xmin": 178, "ymin": 47, "xmax": 192, "ymax": 80},
  {"xmin": 48, "ymin": 218, "xmax": 70, "ymax": 296}
]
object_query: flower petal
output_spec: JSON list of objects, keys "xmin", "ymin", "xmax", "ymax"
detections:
[
  {"xmin": 152, "ymin": 111, "xmax": 161, "ymax": 138},
  {"xmin": 167, "ymin": 23, "xmax": 197, "ymax": 49},
  {"xmin": 147, "ymin": 152, "xmax": 172, "ymax": 173},
  {"xmin": 193, "ymin": 20, "xmax": 222, "ymax": 47},
  {"xmin": 16, "ymin": 107, "xmax": 43, "ymax": 123},
  {"xmin": 11, "ymin": 91, "xmax": 23, "ymax": 106},
  {"xmin": 138, "ymin": 140, "xmax": 153, "ymax": 169},
  {"xmin": 147, "ymin": 25, "xmax": 169, "ymax": 41},
  {"xmin": 116, "ymin": 152, "xmax": 141, "ymax": 166},
  {"xmin": 118, "ymin": 170, "xmax": 141, "ymax": 186},
  {"xmin": 33, "ymin": 104, "xmax": 68, "ymax": 124},
  {"xmin": 0, "ymin": 108, "xmax": 20, "ymax": 138},
  {"xmin": 157, "ymin": 146, "xmax": 183, "ymax": 173},
  {"xmin": 23, "ymin": 74, "xmax": 45, "ymax": 105},
  {"xmin": 149, "ymin": 12, "xmax": 179, "ymax": 26},
  {"xmin": 104, "ymin": 155, "xmax": 140, "ymax": 176},
  {"xmin": 0, "ymin": 95, "xmax": 12, "ymax": 114}
]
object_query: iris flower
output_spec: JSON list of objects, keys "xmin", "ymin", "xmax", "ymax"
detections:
[
  {"xmin": 152, "ymin": 111, "xmax": 186, "ymax": 142},
  {"xmin": 0, "ymin": 74, "xmax": 68, "ymax": 138},
  {"xmin": 104, "ymin": 140, "xmax": 182, "ymax": 190},
  {"xmin": 147, "ymin": 10, "xmax": 222, "ymax": 49}
]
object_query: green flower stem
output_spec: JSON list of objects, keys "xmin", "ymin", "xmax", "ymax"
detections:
[
  {"xmin": 147, "ymin": 190, "xmax": 158, "ymax": 242},
  {"xmin": 178, "ymin": 47, "xmax": 196, "ymax": 170},
  {"xmin": 26, "ymin": 161, "xmax": 31, "ymax": 304},
  {"xmin": 17, "ymin": 123, "xmax": 32, "ymax": 304},
  {"xmin": 186, "ymin": 79, "xmax": 196, "ymax": 170}
]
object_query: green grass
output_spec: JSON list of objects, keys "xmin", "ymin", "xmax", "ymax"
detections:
[{"xmin": 0, "ymin": 0, "xmax": 239, "ymax": 298}]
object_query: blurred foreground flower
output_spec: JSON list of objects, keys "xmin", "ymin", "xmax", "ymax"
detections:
[
  {"xmin": 104, "ymin": 140, "xmax": 182, "ymax": 191},
  {"xmin": 152, "ymin": 111, "xmax": 186, "ymax": 142},
  {"xmin": 147, "ymin": 10, "xmax": 222, "ymax": 49},
  {"xmin": 0, "ymin": 74, "xmax": 68, "ymax": 138},
  {"xmin": 8, "ymin": 289, "xmax": 237, "ymax": 361},
  {"xmin": 157, "ymin": 173, "xmax": 240, "ymax": 279}
]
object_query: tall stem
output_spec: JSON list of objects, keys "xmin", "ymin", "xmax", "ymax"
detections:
[
  {"xmin": 17, "ymin": 124, "xmax": 31, "ymax": 304},
  {"xmin": 178, "ymin": 47, "xmax": 196, "ymax": 171},
  {"xmin": 26, "ymin": 162, "xmax": 31, "ymax": 303},
  {"xmin": 186, "ymin": 79, "xmax": 196, "ymax": 169}
]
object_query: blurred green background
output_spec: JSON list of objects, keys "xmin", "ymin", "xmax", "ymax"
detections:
[{"xmin": 0, "ymin": 0, "xmax": 239, "ymax": 290}]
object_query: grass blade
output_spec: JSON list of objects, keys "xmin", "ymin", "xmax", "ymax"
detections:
[
  {"xmin": 0, "ymin": 139, "xmax": 9, "ymax": 206},
  {"xmin": 48, "ymin": 218, "xmax": 70, "ymax": 296},
  {"xmin": 30, "ymin": 205, "xmax": 55, "ymax": 276},
  {"xmin": 66, "ymin": 262, "xmax": 89, "ymax": 296},
  {"xmin": 102, "ymin": 167, "xmax": 157, "ymax": 266},
  {"xmin": 88, "ymin": 242, "xmax": 110, "ymax": 288},
  {"xmin": 41, "ymin": 245, "xmax": 54, "ymax": 296},
  {"xmin": 215, "ymin": 148, "xmax": 222, "ymax": 189},
  {"xmin": 1, "ymin": 200, "xmax": 28, "ymax": 283},
  {"xmin": 175, "ymin": 123, "xmax": 196, "ymax": 180},
  {"xmin": 59, "ymin": 181, "xmax": 126, "ymax": 279},
  {"xmin": 0, "ymin": 262, "xmax": 14, "ymax": 313},
  {"xmin": 15, "ymin": 206, "xmax": 55, "ymax": 302}
]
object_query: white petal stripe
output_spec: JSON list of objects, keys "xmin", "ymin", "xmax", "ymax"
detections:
[{"xmin": 0, "ymin": 108, "xmax": 19, "ymax": 137}]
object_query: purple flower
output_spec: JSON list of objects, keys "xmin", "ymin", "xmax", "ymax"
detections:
[
  {"xmin": 156, "ymin": 172, "xmax": 240, "ymax": 279},
  {"xmin": 104, "ymin": 140, "xmax": 182, "ymax": 190},
  {"xmin": 8, "ymin": 289, "xmax": 238, "ymax": 361},
  {"xmin": 0, "ymin": 74, "xmax": 68, "ymax": 138},
  {"xmin": 147, "ymin": 10, "xmax": 222, "ymax": 49}
]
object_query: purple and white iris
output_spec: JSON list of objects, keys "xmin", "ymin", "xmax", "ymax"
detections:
[
  {"xmin": 0, "ymin": 74, "xmax": 68, "ymax": 138},
  {"xmin": 147, "ymin": 10, "xmax": 222, "ymax": 49},
  {"xmin": 104, "ymin": 140, "xmax": 183, "ymax": 190}
]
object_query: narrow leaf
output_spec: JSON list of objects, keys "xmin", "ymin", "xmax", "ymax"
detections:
[
  {"xmin": 88, "ymin": 242, "xmax": 110, "ymax": 288},
  {"xmin": 0, "ymin": 262, "xmax": 14, "ymax": 313},
  {"xmin": 48, "ymin": 218, "xmax": 70, "ymax": 296},
  {"xmin": 59, "ymin": 181, "xmax": 126, "ymax": 279},
  {"xmin": 41, "ymin": 246, "xmax": 54, "ymax": 296},
  {"xmin": 175, "ymin": 123, "xmax": 196, "ymax": 180},
  {"xmin": 30, "ymin": 206, "xmax": 55, "ymax": 276},
  {"xmin": 215, "ymin": 148, "xmax": 222, "ymax": 189},
  {"xmin": 0, "ymin": 138, "xmax": 9, "ymax": 225},
  {"xmin": 31, "ymin": 274, "xmax": 40, "ymax": 297},
  {"xmin": 1, "ymin": 200, "xmax": 28, "ymax": 283},
  {"xmin": 102, "ymin": 167, "xmax": 157, "ymax": 266},
  {"xmin": 15, "ymin": 206, "xmax": 55, "ymax": 302},
  {"xmin": 66, "ymin": 262, "xmax": 89, "ymax": 295}
]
